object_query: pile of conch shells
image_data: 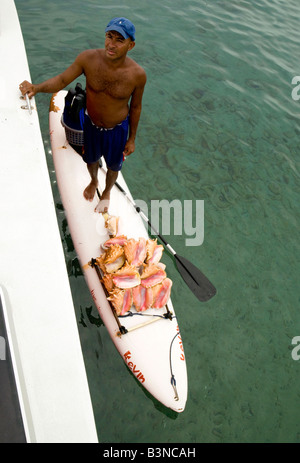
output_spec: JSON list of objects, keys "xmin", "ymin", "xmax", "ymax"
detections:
[{"xmin": 95, "ymin": 235, "xmax": 173, "ymax": 316}]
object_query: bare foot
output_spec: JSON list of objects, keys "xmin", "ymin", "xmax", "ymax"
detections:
[
  {"xmin": 95, "ymin": 190, "xmax": 110, "ymax": 213},
  {"xmin": 83, "ymin": 181, "xmax": 98, "ymax": 201}
]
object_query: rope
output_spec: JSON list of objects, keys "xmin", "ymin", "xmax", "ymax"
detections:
[
  {"xmin": 119, "ymin": 310, "xmax": 175, "ymax": 320},
  {"xmin": 170, "ymin": 331, "xmax": 180, "ymax": 402}
]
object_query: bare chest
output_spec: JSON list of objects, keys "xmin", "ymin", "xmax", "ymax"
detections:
[{"xmin": 87, "ymin": 68, "xmax": 134, "ymax": 100}]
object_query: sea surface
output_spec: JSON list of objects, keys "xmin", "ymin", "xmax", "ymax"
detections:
[{"xmin": 15, "ymin": 0, "xmax": 300, "ymax": 443}]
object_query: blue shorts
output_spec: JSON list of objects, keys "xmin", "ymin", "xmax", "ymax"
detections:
[{"xmin": 82, "ymin": 111, "xmax": 129, "ymax": 171}]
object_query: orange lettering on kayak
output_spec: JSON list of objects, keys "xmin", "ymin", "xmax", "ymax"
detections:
[{"xmin": 123, "ymin": 351, "xmax": 145, "ymax": 383}]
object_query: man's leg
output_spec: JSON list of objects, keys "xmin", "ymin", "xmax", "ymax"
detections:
[
  {"xmin": 95, "ymin": 168, "xmax": 118, "ymax": 213},
  {"xmin": 83, "ymin": 161, "xmax": 99, "ymax": 201}
]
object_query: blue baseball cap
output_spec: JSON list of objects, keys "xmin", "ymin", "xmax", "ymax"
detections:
[{"xmin": 105, "ymin": 17, "xmax": 136, "ymax": 41}]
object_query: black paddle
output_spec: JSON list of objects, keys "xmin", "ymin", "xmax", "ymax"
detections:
[{"xmin": 99, "ymin": 167, "xmax": 216, "ymax": 302}]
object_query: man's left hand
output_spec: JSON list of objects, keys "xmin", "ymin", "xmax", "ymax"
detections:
[{"xmin": 123, "ymin": 138, "xmax": 135, "ymax": 160}]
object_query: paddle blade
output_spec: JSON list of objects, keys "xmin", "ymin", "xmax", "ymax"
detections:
[{"xmin": 175, "ymin": 254, "xmax": 216, "ymax": 302}]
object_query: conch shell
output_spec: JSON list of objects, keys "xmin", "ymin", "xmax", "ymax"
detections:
[
  {"xmin": 132, "ymin": 285, "xmax": 153, "ymax": 312},
  {"xmin": 140, "ymin": 264, "xmax": 166, "ymax": 288},
  {"xmin": 152, "ymin": 278, "xmax": 172, "ymax": 308},
  {"xmin": 102, "ymin": 273, "xmax": 115, "ymax": 293},
  {"xmin": 102, "ymin": 235, "xmax": 127, "ymax": 250},
  {"xmin": 102, "ymin": 244, "xmax": 125, "ymax": 273},
  {"xmin": 103, "ymin": 212, "xmax": 119, "ymax": 237},
  {"xmin": 112, "ymin": 262, "xmax": 141, "ymax": 289},
  {"xmin": 146, "ymin": 241, "xmax": 164, "ymax": 264},
  {"xmin": 124, "ymin": 237, "xmax": 147, "ymax": 267},
  {"xmin": 108, "ymin": 288, "xmax": 133, "ymax": 316}
]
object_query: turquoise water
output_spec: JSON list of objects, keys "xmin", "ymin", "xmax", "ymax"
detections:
[{"xmin": 15, "ymin": 0, "xmax": 300, "ymax": 443}]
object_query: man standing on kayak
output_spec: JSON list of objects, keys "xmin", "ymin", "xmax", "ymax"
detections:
[{"xmin": 19, "ymin": 17, "xmax": 146, "ymax": 213}]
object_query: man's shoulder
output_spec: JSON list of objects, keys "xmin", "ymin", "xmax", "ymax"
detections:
[
  {"xmin": 77, "ymin": 48, "xmax": 104, "ymax": 61},
  {"xmin": 127, "ymin": 57, "xmax": 146, "ymax": 82}
]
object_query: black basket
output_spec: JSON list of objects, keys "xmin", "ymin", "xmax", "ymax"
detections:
[{"xmin": 61, "ymin": 114, "xmax": 84, "ymax": 146}]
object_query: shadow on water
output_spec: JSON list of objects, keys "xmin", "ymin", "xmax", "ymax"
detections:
[
  {"xmin": 81, "ymin": 306, "xmax": 104, "ymax": 329},
  {"xmin": 126, "ymin": 368, "xmax": 180, "ymax": 421}
]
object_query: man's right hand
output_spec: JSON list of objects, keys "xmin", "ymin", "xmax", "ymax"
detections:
[{"xmin": 19, "ymin": 80, "xmax": 36, "ymax": 98}]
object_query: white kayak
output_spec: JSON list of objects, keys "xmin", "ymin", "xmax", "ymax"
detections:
[{"xmin": 49, "ymin": 90, "xmax": 188, "ymax": 412}]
